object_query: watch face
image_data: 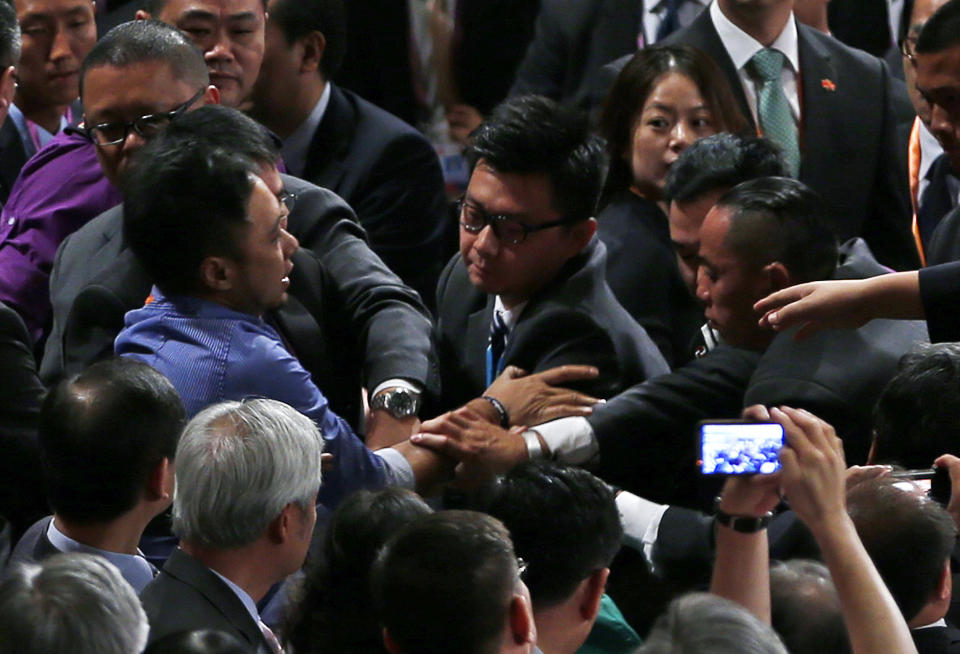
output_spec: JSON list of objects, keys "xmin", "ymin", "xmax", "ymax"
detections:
[{"xmin": 381, "ymin": 390, "xmax": 418, "ymax": 417}]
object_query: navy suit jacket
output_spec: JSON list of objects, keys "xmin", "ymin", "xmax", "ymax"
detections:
[
  {"xmin": 435, "ymin": 237, "xmax": 670, "ymax": 411},
  {"xmin": 140, "ymin": 548, "xmax": 271, "ymax": 653},
  {"xmin": 302, "ymin": 84, "xmax": 450, "ymax": 309},
  {"xmin": 0, "ymin": 118, "xmax": 26, "ymax": 206},
  {"xmin": 40, "ymin": 175, "xmax": 439, "ymax": 427}
]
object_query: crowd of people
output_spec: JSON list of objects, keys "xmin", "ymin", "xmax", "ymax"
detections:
[{"xmin": 1, "ymin": 0, "xmax": 960, "ymax": 652}]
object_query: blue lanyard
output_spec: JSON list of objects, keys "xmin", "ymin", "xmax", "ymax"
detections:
[{"xmin": 485, "ymin": 343, "xmax": 505, "ymax": 387}]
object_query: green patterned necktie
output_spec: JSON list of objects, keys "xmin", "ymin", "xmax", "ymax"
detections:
[{"xmin": 748, "ymin": 48, "xmax": 800, "ymax": 176}]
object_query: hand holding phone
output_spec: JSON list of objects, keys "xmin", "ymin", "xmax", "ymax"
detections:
[{"xmin": 699, "ymin": 420, "xmax": 785, "ymax": 475}]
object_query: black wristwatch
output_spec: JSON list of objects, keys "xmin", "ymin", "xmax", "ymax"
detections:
[
  {"xmin": 714, "ymin": 497, "xmax": 774, "ymax": 533},
  {"xmin": 370, "ymin": 387, "xmax": 421, "ymax": 419}
]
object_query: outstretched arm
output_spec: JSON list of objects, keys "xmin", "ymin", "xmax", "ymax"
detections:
[
  {"xmin": 753, "ymin": 272, "xmax": 922, "ymax": 340},
  {"xmin": 774, "ymin": 406, "xmax": 917, "ymax": 654}
]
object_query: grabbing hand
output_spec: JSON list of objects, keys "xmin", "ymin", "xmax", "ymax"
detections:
[
  {"xmin": 484, "ymin": 364, "xmax": 600, "ymax": 426},
  {"xmin": 754, "ymin": 280, "xmax": 874, "ymax": 340}
]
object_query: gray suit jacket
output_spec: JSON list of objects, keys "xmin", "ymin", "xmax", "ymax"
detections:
[{"xmin": 140, "ymin": 548, "xmax": 270, "ymax": 653}]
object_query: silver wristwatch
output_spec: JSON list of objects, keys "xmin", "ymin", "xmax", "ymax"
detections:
[{"xmin": 370, "ymin": 387, "xmax": 422, "ymax": 418}]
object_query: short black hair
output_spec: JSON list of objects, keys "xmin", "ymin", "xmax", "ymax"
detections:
[
  {"xmin": 123, "ymin": 108, "xmax": 268, "ymax": 296},
  {"xmin": 916, "ymin": 0, "xmax": 960, "ymax": 54},
  {"xmin": 873, "ymin": 343, "xmax": 960, "ymax": 467},
  {"xmin": 770, "ymin": 560, "xmax": 850, "ymax": 654},
  {"xmin": 665, "ymin": 134, "xmax": 788, "ymax": 204},
  {"xmin": 39, "ymin": 358, "xmax": 185, "ymax": 524},
  {"xmin": 374, "ymin": 511, "xmax": 519, "ymax": 654},
  {"xmin": 847, "ymin": 478, "xmax": 957, "ymax": 621},
  {"xmin": 144, "ymin": 630, "xmax": 250, "ymax": 654},
  {"xmin": 466, "ymin": 95, "xmax": 605, "ymax": 222},
  {"xmin": 716, "ymin": 177, "xmax": 839, "ymax": 283},
  {"xmin": 268, "ymin": 0, "xmax": 346, "ymax": 80},
  {"xmin": 0, "ymin": 0, "xmax": 19, "ymax": 69},
  {"xmin": 284, "ymin": 488, "xmax": 432, "ymax": 654},
  {"xmin": 80, "ymin": 20, "xmax": 208, "ymax": 99},
  {"xmin": 476, "ymin": 462, "xmax": 622, "ymax": 607}
]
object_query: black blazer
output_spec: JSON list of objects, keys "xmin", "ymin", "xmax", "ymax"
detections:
[
  {"xmin": 598, "ymin": 192, "xmax": 704, "ymax": 367},
  {"xmin": 301, "ymin": 84, "xmax": 450, "ymax": 309},
  {"xmin": 40, "ymin": 175, "xmax": 439, "ymax": 427},
  {"xmin": 140, "ymin": 548, "xmax": 271, "ymax": 653},
  {"xmin": 435, "ymin": 237, "xmax": 670, "ymax": 411},
  {"xmin": 913, "ymin": 625, "xmax": 960, "ymax": 654},
  {"xmin": 508, "ymin": 0, "xmax": 641, "ymax": 110},
  {"xmin": 589, "ymin": 240, "xmax": 928, "ymax": 503}
]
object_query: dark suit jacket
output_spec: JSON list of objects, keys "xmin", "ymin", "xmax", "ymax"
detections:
[
  {"xmin": 0, "ymin": 301, "xmax": 45, "ymax": 540},
  {"xmin": 913, "ymin": 625, "xmax": 960, "ymax": 654},
  {"xmin": 924, "ymin": 206, "xmax": 960, "ymax": 268},
  {"xmin": 40, "ymin": 175, "xmax": 439, "ymax": 428},
  {"xmin": 597, "ymin": 11, "xmax": 918, "ymax": 270},
  {"xmin": 589, "ymin": 239, "xmax": 928, "ymax": 504},
  {"xmin": 0, "ymin": 118, "xmax": 26, "ymax": 207},
  {"xmin": 435, "ymin": 237, "xmax": 670, "ymax": 411},
  {"xmin": 918, "ymin": 261, "xmax": 960, "ymax": 343},
  {"xmin": 140, "ymin": 548, "xmax": 270, "ymax": 653},
  {"xmin": 508, "ymin": 0, "xmax": 641, "ymax": 110},
  {"xmin": 598, "ymin": 191, "xmax": 704, "ymax": 367},
  {"xmin": 302, "ymin": 84, "xmax": 450, "ymax": 309}
]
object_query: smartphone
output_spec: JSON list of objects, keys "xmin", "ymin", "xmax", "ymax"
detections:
[
  {"xmin": 698, "ymin": 420, "xmax": 785, "ymax": 475},
  {"xmin": 890, "ymin": 467, "xmax": 951, "ymax": 505}
]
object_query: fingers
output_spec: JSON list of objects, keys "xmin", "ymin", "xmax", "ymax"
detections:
[
  {"xmin": 741, "ymin": 404, "xmax": 771, "ymax": 421},
  {"xmin": 753, "ymin": 285, "xmax": 807, "ymax": 317},
  {"xmin": 410, "ymin": 433, "xmax": 463, "ymax": 458},
  {"xmin": 500, "ymin": 365, "xmax": 527, "ymax": 380},
  {"xmin": 935, "ymin": 454, "xmax": 960, "ymax": 487},
  {"xmin": 845, "ymin": 464, "xmax": 892, "ymax": 491},
  {"xmin": 538, "ymin": 403, "xmax": 594, "ymax": 422},
  {"xmin": 533, "ymin": 364, "xmax": 600, "ymax": 386}
]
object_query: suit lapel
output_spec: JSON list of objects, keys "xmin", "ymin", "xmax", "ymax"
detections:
[
  {"xmin": 465, "ymin": 295, "xmax": 494, "ymax": 387},
  {"xmin": 302, "ymin": 85, "xmax": 353, "ymax": 191},
  {"xmin": 592, "ymin": 0, "xmax": 641, "ymax": 64},
  {"xmin": 0, "ymin": 118, "xmax": 26, "ymax": 202},
  {"xmin": 796, "ymin": 26, "xmax": 839, "ymax": 181},
  {"xmin": 163, "ymin": 549, "xmax": 267, "ymax": 651}
]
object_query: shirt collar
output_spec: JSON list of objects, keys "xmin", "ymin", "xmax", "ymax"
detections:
[
  {"xmin": 281, "ymin": 81, "xmax": 332, "ymax": 177},
  {"xmin": 209, "ymin": 566, "xmax": 261, "ymax": 626},
  {"xmin": 493, "ymin": 296, "xmax": 528, "ymax": 332},
  {"xmin": 46, "ymin": 518, "xmax": 155, "ymax": 593},
  {"xmin": 919, "ymin": 121, "xmax": 946, "ymax": 181},
  {"xmin": 8, "ymin": 103, "xmax": 68, "ymax": 158},
  {"xmin": 648, "ymin": 0, "xmax": 709, "ymax": 14},
  {"xmin": 710, "ymin": 0, "xmax": 799, "ymax": 74},
  {"xmin": 914, "ymin": 618, "xmax": 948, "ymax": 630}
]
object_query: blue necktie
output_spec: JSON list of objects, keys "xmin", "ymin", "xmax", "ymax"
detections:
[
  {"xmin": 656, "ymin": 0, "xmax": 682, "ymax": 42},
  {"xmin": 486, "ymin": 310, "xmax": 509, "ymax": 386}
]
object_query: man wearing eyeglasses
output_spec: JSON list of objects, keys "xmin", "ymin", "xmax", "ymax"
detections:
[
  {"xmin": 0, "ymin": 19, "xmax": 217, "ymax": 350},
  {"xmin": 435, "ymin": 95, "xmax": 668, "ymax": 413}
]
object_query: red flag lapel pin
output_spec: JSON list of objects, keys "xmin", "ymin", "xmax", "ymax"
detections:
[{"xmin": 821, "ymin": 78, "xmax": 836, "ymax": 91}]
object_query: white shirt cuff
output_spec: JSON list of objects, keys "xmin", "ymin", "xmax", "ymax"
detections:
[
  {"xmin": 616, "ymin": 491, "xmax": 669, "ymax": 569},
  {"xmin": 528, "ymin": 416, "xmax": 598, "ymax": 464},
  {"xmin": 374, "ymin": 447, "xmax": 416, "ymax": 489},
  {"xmin": 371, "ymin": 378, "xmax": 423, "ymax": 398}
]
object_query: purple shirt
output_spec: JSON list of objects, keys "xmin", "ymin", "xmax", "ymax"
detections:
[{"xmin": 0, "ymin": 131, "xmax": 122, "ymax": 345}]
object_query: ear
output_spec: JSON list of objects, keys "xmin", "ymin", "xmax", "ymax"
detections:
[
  {"xmin": 198, "ymin": 85, "xmax": 221, "ymax": 107},
  {"xmin": 199, "ymin": 255, "xmax": 234, "ymax": 292},
  {"xmin": 0, "ymin": 65, "xmax": 16, "ymax": 112},
  {"xmin": 508, "ymin": 592, "xmax": 536, "ymax": 646},
  {"xmin": 266, "ymin": 503, "xmax": 295, "ymax": 545},
  {"xmin": 763, "ymin": 261, "xmax": 792, "ymax": 293},
  {"xmin": 938, "ymin": 558, "xmax": 952, "ymax": 601},
  {"xmin": 383, "ymin": 628, "xmax": 404, "ymax": 654},
  {"xmin": 569, "ymin": 217, "xmax": 598, "ymax": 252},
  {"xmin": 299, "ymin": 31, "xmax": 326, "ymax": 75},
  {"xmin": 578, "ymin": 568, "xmax": 609, "ymax": 621},
  {"xmin": 134, "ymin": 9, "xmax": 151, "ymax": 19},
  {"xmin": 145, "ymin": 457, "xmax": 174, "ymax": 502}
]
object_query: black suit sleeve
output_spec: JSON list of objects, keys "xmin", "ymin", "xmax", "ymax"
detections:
[
  {"xmin": 509, "ymin": 0, "xmax": 569, "ymax": 100},
  {"xmin": 290, "ymin": 182, "xmax": 440, "ymax": 398},
  {"xmin": 919, "ymin": 261, "xmax": 960, "ymax": 343},
  {"xmin": 350, "ymin": 132, "xmax": 450, "ymax": 310}
]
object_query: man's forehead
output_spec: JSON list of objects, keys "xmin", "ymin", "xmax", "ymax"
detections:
[
  {"xmin": 14, "ymin": 0, "xmax": 93, "ymax": 18},
  {"xmin": 157, "ymin": 0, "xmax": 265, "ymax": 20},
  {"xmin": 468, "ymin": 162, "xmax": 557, "ymax": 219},
  {"xmin": 916, "ymin": 45, "xmax": 960, "ymax": 82}
]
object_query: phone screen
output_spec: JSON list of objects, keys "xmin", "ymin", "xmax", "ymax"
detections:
[{"xmin": 699, "ymin": 422, "xmax": 785, "ymax": 475}]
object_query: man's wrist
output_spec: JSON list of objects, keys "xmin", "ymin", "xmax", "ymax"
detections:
[{"xmin": 521, "ymin": 429, "xmax": 551, "ymax": 460}]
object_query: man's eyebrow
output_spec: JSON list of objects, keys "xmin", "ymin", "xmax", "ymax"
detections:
[
  {"xmin": 226, "ymin": 12, "xmax": 259, "ymax": 22},
  {"xmin": 178, "ymin": 9, "xmax": 217, "ymax": 20}
]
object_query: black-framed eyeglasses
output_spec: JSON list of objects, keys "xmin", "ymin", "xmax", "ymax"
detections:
[
  {"xmin": 899, "ymin": 34, "xmax": 918, "ymax": 62},
  {"xmin": 278, "ymin": 189, "xmax": 297, "ymax": 212},
  {"xmin": 457, "ymin": 196, "xmax": 584, "ymax": 246},
  {"xmin": 74, "ymin": 87, "xmax": 207, "ymax": 147}
]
